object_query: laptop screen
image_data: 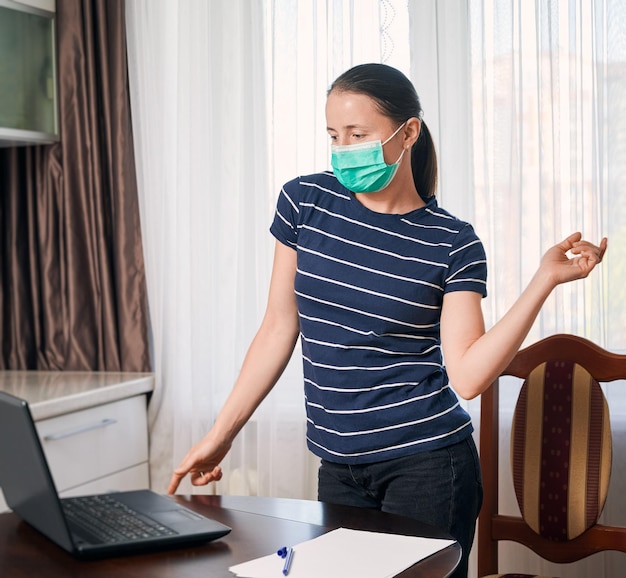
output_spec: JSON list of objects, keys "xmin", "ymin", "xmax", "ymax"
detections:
[{"xmin": 0, "ymin": 392, "xmax": 74, "ymax": 551}]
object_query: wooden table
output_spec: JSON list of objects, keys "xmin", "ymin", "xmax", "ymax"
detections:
[{"xmin": 0, "ymin": 494, "xmax": 461, "ymax": 577}]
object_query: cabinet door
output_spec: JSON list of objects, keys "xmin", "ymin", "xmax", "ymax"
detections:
[{"xmin": 36, "ymin": 395, "xmax": 149, "ymax": 493}]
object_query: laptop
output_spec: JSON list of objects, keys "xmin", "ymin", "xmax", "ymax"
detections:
[{"xmin": 0, "ymin": 391, "xmax": 231, "ymax": 559}]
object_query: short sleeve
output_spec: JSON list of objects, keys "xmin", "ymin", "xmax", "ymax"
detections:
[
  {"xmin": 444, "ymin": 224, "xmax": 488, "ymax": 297},
  {"xmin": 270, "ymin": 177, "xmax": 301, "ymax": 248}
]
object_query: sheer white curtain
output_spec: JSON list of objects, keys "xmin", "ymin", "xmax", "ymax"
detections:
[
  {"xmin": 469, "ymin": 1, "xmax": 626, "ymax": 575},
  {"xmin": 125, "ymin": 0, "xmax": 411, "ymax": 500},
  {"xmin": 416, "ymin": 1, "xmax": 626, "ymax": 576},
  {"xmin": 125, "ymin": 0, "xmax": 283, "ymax": 496}
]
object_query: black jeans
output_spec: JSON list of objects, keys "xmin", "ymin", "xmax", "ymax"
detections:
[{"xmin": 317, "ymin": 436, "xmax": 483, "ymax": 578}]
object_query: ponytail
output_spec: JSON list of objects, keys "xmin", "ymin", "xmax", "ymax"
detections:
[{"xmin": 411, "ymin": 120, "xmax": 438, "ymax": 200}]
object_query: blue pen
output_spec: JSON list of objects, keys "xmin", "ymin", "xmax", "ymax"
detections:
[{"xmin": 282, "ymin": 547, "xmax": 294, "ymax": 575}]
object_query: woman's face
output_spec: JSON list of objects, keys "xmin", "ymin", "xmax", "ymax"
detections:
[{"xmin": 325, "ymin": 90, "xmax": 404, "ymax": 165}]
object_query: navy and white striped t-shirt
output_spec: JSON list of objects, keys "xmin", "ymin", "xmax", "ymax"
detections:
[{"xmin": 270, "ymin": 171, "xmax": 488, "ymax": 464}]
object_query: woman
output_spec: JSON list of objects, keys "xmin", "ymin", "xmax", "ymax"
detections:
[{"xmin": 167, "ymin": 63, "xmax": 606, "ymax": 578}]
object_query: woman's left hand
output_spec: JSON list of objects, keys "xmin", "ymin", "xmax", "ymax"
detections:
[{"xmin": 540, "ymin": 232, "xmax": 607, "ymax": 286}]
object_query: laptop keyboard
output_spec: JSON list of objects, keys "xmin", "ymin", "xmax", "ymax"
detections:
[{"xmin": 63, "ymin": 495, "xmax": 178, "ymax": 544}]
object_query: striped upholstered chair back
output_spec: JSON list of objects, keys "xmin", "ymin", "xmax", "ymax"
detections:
[{"xmin": 477, "ymin": 334, "xmax": 626, "ymax": 578}]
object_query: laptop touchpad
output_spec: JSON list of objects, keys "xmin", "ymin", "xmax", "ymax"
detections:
[{"xmin": 154, "ymin": 509, "xmax": 204, "ymax": 525}]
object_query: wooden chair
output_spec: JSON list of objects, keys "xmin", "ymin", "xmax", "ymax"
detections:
[{"xmin": 477, "ymin": 333, "xmax": 626, "ymax": 577}]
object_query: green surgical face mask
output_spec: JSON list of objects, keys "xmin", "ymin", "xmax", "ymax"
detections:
[{"xmin": 331, "ymin": 122, "xmax": 406, "ymax": 193}]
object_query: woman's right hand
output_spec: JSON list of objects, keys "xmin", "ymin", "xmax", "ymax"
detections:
[{"xmin": 167, "ymin": 433, "xmax": 232, "ymax": 494}]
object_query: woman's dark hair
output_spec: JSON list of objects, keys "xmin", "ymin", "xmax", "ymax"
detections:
[{"xmin": 328, "ymin": 63, "xmax": 437, "ymax": 200}]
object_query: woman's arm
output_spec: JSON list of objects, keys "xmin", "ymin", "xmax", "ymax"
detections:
[
  {"xmin": 167, "ymin": 240, "xmax": 300, "ymax": 493},
  {"xmin": 441, "ymin": 233, "xmax": 607, "ymax": 400}
]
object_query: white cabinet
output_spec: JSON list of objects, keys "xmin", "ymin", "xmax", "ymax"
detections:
[
  {"xmin": 38, "ymin": 395, "xmax": 150, "ymax": 494},
  {"xmin": 0, "ymin": 372, "xmax": 153, "ymax": 513}
]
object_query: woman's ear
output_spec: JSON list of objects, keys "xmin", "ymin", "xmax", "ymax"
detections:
[{"xmin": 403, "ymin": 117, "xmax": 421, "ymax": 149}]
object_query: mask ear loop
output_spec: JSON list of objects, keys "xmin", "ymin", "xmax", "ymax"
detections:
[
  {"xmin": 381, "ymin": 121, "xmax": 407, "ymax": 146},
  {"xmin": 382, "ymin": 122, "xmax": 408, "ymax": 166},
  {"xmin": 391, "ymin": 147, "xmax": 407, "ymax": 165}
]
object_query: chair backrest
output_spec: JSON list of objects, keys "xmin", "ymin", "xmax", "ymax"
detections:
[{"xmin": 477, "ymin": 333, "xmax": 626, "ymax": 577}]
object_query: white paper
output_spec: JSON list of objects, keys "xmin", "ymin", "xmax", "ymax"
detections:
[{"xmin": 228, "ymin": 527, "xmax": 455, "ymax": 578}]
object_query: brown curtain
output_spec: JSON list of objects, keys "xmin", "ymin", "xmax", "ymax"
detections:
[{"xmin": 0, "ymin": 0, "xmax": 150, "ymax": 372}]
